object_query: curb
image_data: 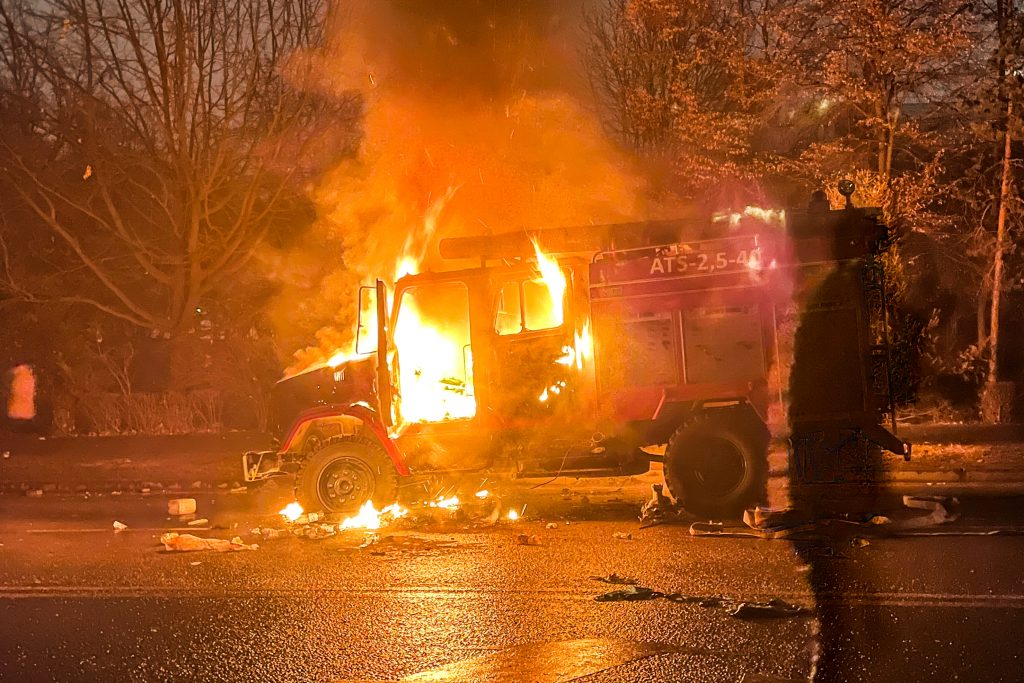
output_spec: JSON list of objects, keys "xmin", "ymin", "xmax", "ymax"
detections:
[{"xmin": 0, "ymin": 479, "xmax": 252, "ymax": 496}]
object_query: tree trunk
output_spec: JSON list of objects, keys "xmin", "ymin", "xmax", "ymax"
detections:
[{"xmin": 982, "ymin": 98, "xmax": 1014, "ymax": 423}]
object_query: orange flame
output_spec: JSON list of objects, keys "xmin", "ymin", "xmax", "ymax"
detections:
[
  {"xmin": 339, "ymin": 501, "xmax": 409, "ymax": 530},
  {"xmin": 532, "ymin": 240, "xmax": 566, "ymax": 328}
]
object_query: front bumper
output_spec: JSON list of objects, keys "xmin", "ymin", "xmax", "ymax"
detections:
[{"xmin": 243, "ymin": 450, "xmax": 289, "ymax": 483}]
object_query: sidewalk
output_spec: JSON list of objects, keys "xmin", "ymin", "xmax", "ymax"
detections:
[
  {"xmin": 1, "ymin": 424, "xmax": 1023, "ymax": 497},
  {"xmin": 884, "ymin": 423, "xmax": 1024, "ymax": 494},
  {"xmin": 0, "ymin": 431, "xmax": 269, "ymax": 494}
]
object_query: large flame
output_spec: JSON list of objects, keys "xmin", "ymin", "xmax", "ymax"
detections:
[
  {"xmin": 392, "ymin": 291, "xmax": 477, "ymax": 423},
  {"xmin": 531, "ymin": 240, "xmax": 566, "ymax": 328}
]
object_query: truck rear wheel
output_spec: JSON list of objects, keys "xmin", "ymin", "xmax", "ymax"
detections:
[
  {"xmin": 297, "ymin": 436, "xmax": 398, "ymax": 514},
  {"xmin": 664, "ymin": 408, "xmax": 768, "ymax": 519}
]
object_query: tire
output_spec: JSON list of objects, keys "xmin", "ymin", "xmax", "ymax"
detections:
[
  {"xmin": 664, "ymin": 407, "xmax": 769, "ymax": 519},
  {"xmin": 296, "ymin": 436, "xmax": 398, "ymax": 514}
]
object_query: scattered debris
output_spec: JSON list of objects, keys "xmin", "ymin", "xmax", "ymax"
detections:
[
  {"xmin": 363, "ymin": 534, "xmax": 461, "ymax": 555},
  {"xmin": 639, "ymin": 483, "xmax": 681, "ymax": 528},
  {"xmin": 506, "ymin": 509, "xmax": 520, "ymax": 521},
  {"xmin": 594, "ymin": 582, "xmax": 809, "ymax": 619},
  {"xmin": 26, "ymin": 489, "xmax": 43, "ymax": 498},
  {"xmin": 187, "ymin": 518, "xmax": 209, "ymax": 527},
  {"xmin": 250, "ymin": 527, "xmax": 289, "ymax": 540},
  {"xmin": 294, "ymin": 512, "xmax": 323, "ymax": 525},
  {"xmin": 850, "ymin": 537, "xmax": 870, "ymax": 548},
  {"xmin": 729, "ymin": 598, "xmax": 808, "ymax": 619},
  {"xmin": 596, "ymin": 585, "xmax": 660, "ymax": 602},
  {"xmin": 159, "ymin": 532, "xmax": 258, "ymax": 552},
  {"xmin": 612, "ymin": 531, "xmax": 633, "ymax": 540},
  {"xmin": 590, "ymin": 573, "xmax": 639, "ymax": 585},
  {"xmin": 189, "ymin": 561, "xmax": 202, "ymax": 566},
  {"xmin": 229, "ymin": 486, "xmax": 247, "ymax": 494},
  {"xmin": 2, "ymin": 451, "xmax": 9, "ymax": 459},
  {"xmin": 112, "ymin": 520, "xmax": 128, "ymax": 532},
  {"xmin": 515, "ymin": 533, "xmax": 541, "ymax": 546},
  {"xmin": 546, "ymin": 522, "xmax": 559, "ymax": 529},
  {"xmin": 168, "ymin": 498, "xmax": 197, "ymax": 516},
  {"xmin": 294, "ymin": 524, "xmax": 337, "ymax": 540},
  {"xmin": 898, "ymin": 495, "xmax": 958, "ymax": 528}
]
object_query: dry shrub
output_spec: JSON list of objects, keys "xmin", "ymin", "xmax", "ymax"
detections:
[{"xmin": 76, "ymin": 391, "xmax": 224, "ymax": 435}]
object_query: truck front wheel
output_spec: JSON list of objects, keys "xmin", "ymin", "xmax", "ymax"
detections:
[
  {"xmin": 664, "ymin": 408, "xmax": 768, "ymax": 519},
  {"xmin": 297, "ymin": 436, "xmax": 398, "ymax": 514}
]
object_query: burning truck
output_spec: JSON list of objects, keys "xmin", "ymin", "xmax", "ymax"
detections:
[{"xmin": 245, "ymin": 184, "xmax": 909, "ymax": 518}]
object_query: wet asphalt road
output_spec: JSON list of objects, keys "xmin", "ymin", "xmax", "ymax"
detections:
[{"xmin": 0, "ymin": 482, "xmax": 1022, "ymax": 682}]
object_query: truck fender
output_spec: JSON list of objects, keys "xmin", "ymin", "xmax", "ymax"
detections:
[{"xmin": 279, "ymin": 404, "xmax": 410, "ymax": 476}]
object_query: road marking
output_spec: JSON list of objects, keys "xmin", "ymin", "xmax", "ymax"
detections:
[
  {"xmin": 25, "ymin": 527, "xmax": 211, "ymax": 533},
  {"xmin": 398, "ymin": 639, "xmax": 692, "ymax": 683},
  {"xmin": 0, "ymin": 586, "xmax": 1022, "ymax": 609}
]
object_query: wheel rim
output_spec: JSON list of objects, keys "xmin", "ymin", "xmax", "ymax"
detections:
[
  {"xmin": 316, "ymin": 456, "xmax": 375, "ymax": 511},
  {"xmin": 689, "ymin": 437, "xmax": 747, "ymax": 499}
]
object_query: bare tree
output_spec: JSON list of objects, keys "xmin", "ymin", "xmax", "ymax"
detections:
[
  {"xmin": 977, "ymin": 0, "xmax": 1023, "ymax": 420},
  {"xmin": 0, "ymin": 0, "xmax": 354, "ymax": 332},
  {"xmin": 583, "ymin": 0, "xmax": 790, "ymax": 196}
]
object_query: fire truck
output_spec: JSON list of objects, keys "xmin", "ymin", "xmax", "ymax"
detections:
[{"xmin": 244, "ymin": 185, "xmax": 909, "ymax": 517}]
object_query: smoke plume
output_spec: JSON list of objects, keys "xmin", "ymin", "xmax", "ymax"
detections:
[{"xmin": 269, "ymin": 0, "xmax": 677, "ymax": 373}]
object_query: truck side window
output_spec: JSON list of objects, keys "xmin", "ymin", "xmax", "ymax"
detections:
[
  {"xmin": 495, "ymin": 277, "xmax": 565, "ymax": 335},
  {"xmin": 495, "ymin": 282, "xmax": 523, "ymax": 335}
]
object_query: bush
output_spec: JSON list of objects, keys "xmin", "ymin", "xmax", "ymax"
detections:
[{"xmin": 73, "ymin": 390, "xmax": 224, "ymax": 435}]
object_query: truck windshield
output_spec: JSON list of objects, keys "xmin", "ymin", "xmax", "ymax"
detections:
[{"xmin": 393, "ymin": 282, "xmax": 476, "ymax": 423}]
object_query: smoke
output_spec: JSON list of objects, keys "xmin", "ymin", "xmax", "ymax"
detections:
[{"xmin": 268, "ymin": 0, "xmax": 678, "ymax": 373}]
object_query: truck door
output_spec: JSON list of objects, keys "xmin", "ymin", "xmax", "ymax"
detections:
[
  {"xmin": 391, "ymin": 281, "xmax": 476, "ymax": 424},
  {"xmin": 490, "ymin": 267, "xmax": 579, "ymax": 424}
]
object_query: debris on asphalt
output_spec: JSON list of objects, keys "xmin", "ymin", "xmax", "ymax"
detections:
[
  {"xmin": 250, "ymin": 527, "xmax": 289, "ymax": 540},
  {"xmin": 293, "ymin": 512, "xmax": 323, "ymax": 525},
  {"xmin": 112, "ymin": 520, "xmax": 128, "ymax": 532},
  {"xmin": 229, "ymin": 486, "xmax": 247, "ymax": 494},
  {"xmin": 898, "ymin": 495, "xmax": 959, "ymax": 528},
  {"xmin": 594, "ymin": 583, "xmax": 810, "ymax": 618},
  {"xmin": 639, "ymin": 483, "xmax": 682, "ymax": 528},
  {"xmin": 26, "ymin": 489, "xmax": 43, "ymax": 498},
  {"xmin": 189, "ymin": 561, "xmax": 202, "ymax": 566},
  {"xmin": 729, "ymin": 598, "xmax": 809, "ymax": 619},
  {"xmin": 159, "ymin": 532, "xmax": 258, "ymax": 552},
  {"xmin": 612, "ymin": 531, "xmax": 633, "ymax": 540},
  {"xmin": 590, "ymin": 573, "xmax": 639, "ymax": 585},
  {"xmin": 168, "ymin": 498, "xmax": 197, "ymax": 516},
  {"xmin": 850, "ymin": 537, "xmax": 870, "ymax": 548},
  {"xmin": 2, "ymin": 451, "xmax": 9, "ymax": 458},
  {"xmin": 294, "ymin": 523, "xmax": 336, "ymax": 540},
  {"xmin": 596, "ymin": 585, "xmax": 661, "ymax": 602},
  {"xmin": 187, "ymin": 518, "xmax": 209, "ymax": 527},
  {"xmin": 363, "ymin": 534, "xmax": 461, "ymax": 554},
  {"xmin": 545, "ymin": 522, "xmax": 559, "ymax": 529},
  {"xmin": 869, "ymin": 515, "xmax": 892, "ymax": 525},
  {"xmin": 515, "ymin": 533, "xmax": 542, "ymax": 546}
]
